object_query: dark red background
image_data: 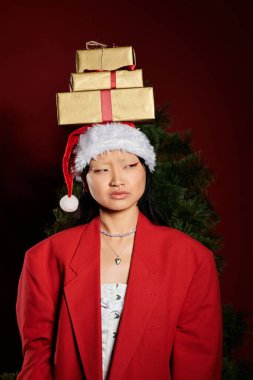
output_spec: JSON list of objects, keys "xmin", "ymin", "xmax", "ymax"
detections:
[{"xmin": 1, "ymin": 0, "xmax": 252, "ymax": 372}]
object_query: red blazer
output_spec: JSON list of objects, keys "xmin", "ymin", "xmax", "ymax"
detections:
[{"xmin": 16, "ymin": 210, "xmax": 223, "ymax": 380}]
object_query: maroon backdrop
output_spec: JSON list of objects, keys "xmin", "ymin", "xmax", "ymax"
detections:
[{"xmin": 1, "ymin": 0, "xmax": 252, "ymax": 372}]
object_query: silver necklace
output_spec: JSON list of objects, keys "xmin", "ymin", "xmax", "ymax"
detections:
[
  {"xmin": 100, "ymin": 227, "xmax": 136, "ymax": 238},
  {"xmin": 102, "ymin": 235, "xmax": 130, "ymax": 265}
]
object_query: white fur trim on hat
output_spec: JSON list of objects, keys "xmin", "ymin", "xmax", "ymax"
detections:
[{"xmin": 74, "ymin": 122, "xmax": 156, "ymax": 173}]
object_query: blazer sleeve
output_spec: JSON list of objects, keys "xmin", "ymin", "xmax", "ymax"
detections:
[
  {"xmin": 171, "ymin": 249, "xmax": 223, "ymax": 380},
  {"xmin": 16, "ymin": 246, "xmax": 60, "ymax": 380}
]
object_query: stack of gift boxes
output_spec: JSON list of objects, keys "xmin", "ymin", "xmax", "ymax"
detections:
[{"xmin": 56, "ymin": 45, "xmax": 155, "ymax": 125}]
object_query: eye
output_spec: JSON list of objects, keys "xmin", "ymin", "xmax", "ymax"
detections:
[
  {"xmin": 92, "ymin": 169, "xmax": 108, "ymax": 173},
  {"xmin": 124, "ymin": 162, "xmax": 138, "ymax": 169}
]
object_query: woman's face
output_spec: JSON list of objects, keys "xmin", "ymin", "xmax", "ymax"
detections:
[{"xmin": 85, "ymin": 150, "xmax": 146, "ymax": 212}]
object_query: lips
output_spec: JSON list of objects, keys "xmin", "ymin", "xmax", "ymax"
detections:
[
  {"xmin": 110, "ymin": 191, "xmax": 130, "ymax": 195},
  {"xmin": 109, "ymin": 191, "xmax": 130, "ymax": 200}
]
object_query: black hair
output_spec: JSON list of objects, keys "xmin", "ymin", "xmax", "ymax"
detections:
[{"xmin": 75, "ymin": 156, "xmax": 166, "ymax": 226}]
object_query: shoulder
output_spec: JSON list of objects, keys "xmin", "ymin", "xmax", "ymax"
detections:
[
  {"xmin": 24, "ymin": 223, "xmax": 89, "ymax": 265},
  {"xmin": 150, "ymin": 222, "xmax": 214, "ymax": 265},
  {"xmin": 153, "ymin": 223, "xmax": 206, "ymax": 247}
]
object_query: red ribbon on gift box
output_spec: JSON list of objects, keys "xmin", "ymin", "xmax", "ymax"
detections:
[
  {"xmin": 100, "ymin": 90, "xmax": 113, "ymax": 122},
  {"xmin": 110, "ymin": 71, "xmax": 116, "ymax": 89},
  {"xmin": 100, "ymin": 69, "xmax": 115, "ymax": 121}
]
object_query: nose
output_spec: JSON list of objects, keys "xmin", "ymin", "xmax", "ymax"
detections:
[{"xmin": 109, "ymin": 167, "xmax": 125, "ymax": 187}]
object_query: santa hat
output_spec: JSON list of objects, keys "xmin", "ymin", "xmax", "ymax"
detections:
[{"xmin": 60, "ymin": 121, "xmax": 156, "ymax": 212}]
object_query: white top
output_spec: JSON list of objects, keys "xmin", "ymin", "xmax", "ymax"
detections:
[{"xmin": 101, "ymin": 283, "xmax": 127, "ymax": 380}]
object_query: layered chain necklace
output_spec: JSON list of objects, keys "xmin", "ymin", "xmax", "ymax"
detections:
[{"xmin": 100, "ymin": 225, "xmax": 136, "ymax": 265}]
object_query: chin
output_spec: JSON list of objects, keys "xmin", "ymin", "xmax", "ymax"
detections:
[{"xmin": 99, "ymin": 200, "xmax": 138, "ymax": 212}]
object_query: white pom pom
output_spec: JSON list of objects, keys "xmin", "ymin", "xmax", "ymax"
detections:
[{"xmin": 59, "ymin": 195, "xmax": 79, "ymax": 212}]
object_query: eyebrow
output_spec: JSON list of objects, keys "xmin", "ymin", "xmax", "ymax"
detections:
[{"xmin": 92, "ymin": 158, "xmax": 133, "ymax": 165}]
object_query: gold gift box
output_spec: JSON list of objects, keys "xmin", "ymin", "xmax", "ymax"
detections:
[
  {"xmin": 70, "ymin": 69, "xmax": 143, "ymax": 91},
  {"xmin": 76, "ymin": 46, "xmax": 135, "ymax": 72},
  {"xmin": 56, "ymin": 87, "xmax": 155, "ymax": 125}
]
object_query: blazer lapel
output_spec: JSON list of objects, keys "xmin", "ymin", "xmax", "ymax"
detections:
[
  {"xmin": 107, "ymin": 211, "xmax": 163, "ymax": 380},
  {"xmin": 64, "ymin": 210, "xmax": 163, "ymax": 380},
  {"xmin": 64, "ymin": 216, "xmax": 103, "ymax": 380}
]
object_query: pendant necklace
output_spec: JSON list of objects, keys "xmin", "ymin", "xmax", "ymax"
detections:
[
  {"xmin": 101, "ymin": 236, "xmax": 127, "ymax": 265},
  {"xmin": 101, "ymin": 232, "xmax": 133, "ymax": 265},
  {"xmin": 100, "ymin": 220, "xmax": 136, "ymax": 265}
]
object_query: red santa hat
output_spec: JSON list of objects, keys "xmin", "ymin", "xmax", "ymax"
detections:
[{"xmin": 60, "ymin": 121, "xmax": 156, "ymax": 212}]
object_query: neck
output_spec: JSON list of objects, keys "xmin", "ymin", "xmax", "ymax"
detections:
[{"xmin": 99, "ymin": 207, "xmax": 139, "ymax": 234}]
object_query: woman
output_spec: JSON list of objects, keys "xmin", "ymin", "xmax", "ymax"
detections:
[{"xmin": 16, "ymin": 122, "xmax": 223, "ymax": 380}]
